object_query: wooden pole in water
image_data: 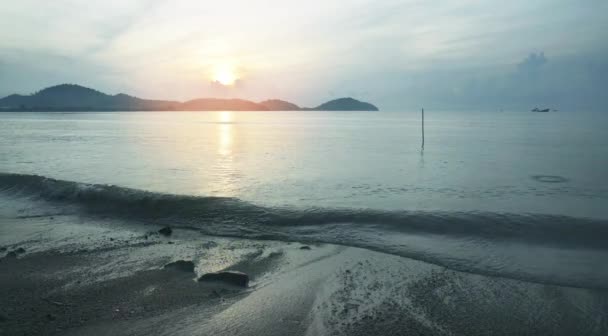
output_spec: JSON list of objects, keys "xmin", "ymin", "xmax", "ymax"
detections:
[{"xmin": 421, "ymin": 108, "xmax": 425, "ymax": 149}]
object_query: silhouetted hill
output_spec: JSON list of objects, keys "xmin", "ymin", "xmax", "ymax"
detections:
[
  {"xmin": 0, "ymin": 84, "xmax": 379, "ymax": 111},
  {"xmin": 314, "ymin": 97, "xmax": 379, "ymax": 111},
  {"xmin": 0, "ymin": 94, "xmax": 27, "ymax": 107},
  {"xmin": 259, "ymin": 99, "xmax": 300, "ymax": 111},
  {"xmin": 0, "ymin": 84, "xmax": 178, "ymax": 111},
  {"xmin": 181, "ymin": 98, "xmax": 268, "ymax": 111}
]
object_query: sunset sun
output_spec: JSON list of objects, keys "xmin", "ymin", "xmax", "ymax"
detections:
[{"xmin": 212, "ymin": 64, "xmax": 237, "ymax": 86}]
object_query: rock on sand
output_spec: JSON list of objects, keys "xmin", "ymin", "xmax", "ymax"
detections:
[
  {"xmin": 163, "ymin": 260, "xmax": 195, "ymax": 273},
  {"xmin": 198, "ymin": 271, "xmax": 249, "ymax": 287}
]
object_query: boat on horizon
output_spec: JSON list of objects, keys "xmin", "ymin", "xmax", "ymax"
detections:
[{"xmin": 532, "ymin": 107, "xmax": 551, "ymax": 112}]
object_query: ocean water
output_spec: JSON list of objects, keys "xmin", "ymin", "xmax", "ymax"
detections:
[{"xmin": 1, "ymin": 110, "xmax": 608, "ymax": 289}]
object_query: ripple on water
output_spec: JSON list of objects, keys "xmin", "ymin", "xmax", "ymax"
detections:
[{"xmin": 531, "ymin": 175, "xmax": 569, "ymax": 183}]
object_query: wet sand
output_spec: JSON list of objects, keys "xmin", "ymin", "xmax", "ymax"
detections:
[{"xmin": 1, "ymin": 213, "xmax": 607, "ymax": 336}]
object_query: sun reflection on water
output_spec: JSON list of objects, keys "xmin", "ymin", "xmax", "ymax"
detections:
[
  {"xmin": 213, "ymin": 111, "xmax": 237, "ymax": 195},
  {"xmin": 219, "ymin": 111, "xmax": 232, "ymax": 124},
  {"xmin": 218, "ymin": 112, "xmax": 233, "ymax": 156}
]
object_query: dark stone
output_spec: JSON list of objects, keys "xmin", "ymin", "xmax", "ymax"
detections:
[
  {"xmin": 158, "ymin": 227, "xmax": 172, "ymax": 236},
  {"xmin": 46, "ymin": 314, "xmax": 56, "ymax": 321},
  {"xmin": 15, "ymin": 247, "xmax": 26, "ymax": 254},
  {"xmin": 163, "ymin": 260, "xmax": 195, "ymax": 273},
  {"xmin": 0, "ymin": 247, "xmax": 6, "ymax": 252},
  {"xmin": 300, "ymin": 246, "xmax": 311, "ymax": 250},
  {"xmin": 5, "ymin": 251, "xmax": 17, "ymax": 258},
  {"xmin": 198, "ymin": 271, "xmax": 249, "ymax": 287}
]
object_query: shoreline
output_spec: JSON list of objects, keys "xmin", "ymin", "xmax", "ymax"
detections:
[{"xmin": 1, "ymin": 211, "xmax": 607, "ymax": 335}]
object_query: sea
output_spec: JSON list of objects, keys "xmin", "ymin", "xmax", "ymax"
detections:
[{"xmin": 1, "ymin": 110, "xmax": 607, "ymax": 289}]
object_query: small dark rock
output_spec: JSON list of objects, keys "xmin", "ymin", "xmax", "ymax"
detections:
[
  {"xmin": 0, "ymin": 247, "xmax": 6, "ymax": 252},
  {"xmin": 158, "ymin": 227, "xmax": 173, "ymax": 236},
  {"xmin": 15, "ymin": 247, "xmax": 26, "ymax": 254},
  {"xmin": 198, "ymin": 271, "xmax": 249, "ymax": 287},
  {"xmin": 300, "ymin": 246, "xmax": 311, "ymax": 250},
  {"xmin": 46, "ymin": 314, "xmax": 56, "ymax": 321},
  {"xmin": 163, "ymin": 260, "xmax": 195, "ymax": 273},
  {"xmin": 5, "ymin": 251, "xmax": 17, "ymax": 258}
]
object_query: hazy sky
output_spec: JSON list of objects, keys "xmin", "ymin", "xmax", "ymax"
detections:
[{"xmin": 1, "ymin": 0, "xmax": 607, "ymax": 110}]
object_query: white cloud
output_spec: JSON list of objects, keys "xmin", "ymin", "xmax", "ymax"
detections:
[{"xmin": 0, "ymin": 0, "xmax": 606, "ymax": 108}]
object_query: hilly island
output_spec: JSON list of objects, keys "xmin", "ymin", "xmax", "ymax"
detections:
[{"xmin": 0, "ymin": 84, "xmax": 379, "ymax": 112}]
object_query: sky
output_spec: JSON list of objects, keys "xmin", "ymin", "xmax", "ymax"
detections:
[{"xmin": 1, "ymin": 0, "xmax": 607, "ymax": 110}]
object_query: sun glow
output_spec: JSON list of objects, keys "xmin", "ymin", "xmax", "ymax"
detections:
[{"xmin": 212, "ymin": 64, "xmax": 238, "ymax": 86}]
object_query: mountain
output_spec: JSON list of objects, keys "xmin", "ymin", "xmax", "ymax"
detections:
[
  {"xmin": 0, "ymin": 84, "xmax": 379, "ymax": 111},
  {"xmin": 259, "ymin": 99, "xmax": 300, "ymax": 111},
  {"xmin": 181, "ymin": 98, "xmax": 268, "ymax": 111},
  {"xmin": 314, "ymin": 97, "xmax": 379, "ymax": 111},
  {"xmin": 0, "ymin": 84, "xmax": 178, "ymax": 111}
]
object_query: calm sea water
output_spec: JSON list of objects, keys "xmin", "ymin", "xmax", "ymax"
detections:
[
  {"xmin": 1, "ymin": 110, "xmax": 607, "ymax": 216},
  {"xmin": 1, "ymin": 110, "xmax": 608, "ymax": 288}
]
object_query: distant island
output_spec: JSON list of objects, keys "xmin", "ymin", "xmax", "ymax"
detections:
[{"xmin": 0, "ymin": 84, "xmax": 379, "ymax": 112}]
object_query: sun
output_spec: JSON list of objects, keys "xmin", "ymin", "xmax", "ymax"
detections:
[{"xmin": 212, "ymin": 65, "xmax": 238, "ymax": 86}]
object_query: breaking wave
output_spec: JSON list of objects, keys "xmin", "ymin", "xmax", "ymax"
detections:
[{"xmin": 2, "ymin": 172, "xmax": 608, "ymax": 289}]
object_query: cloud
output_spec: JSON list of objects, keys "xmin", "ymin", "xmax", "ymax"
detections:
[
  {"xmin": 0, "ymin": 0, "xmax": 607, "ymax": 109},
  {"xmin": 517, "ymin": 52, "xmax": 548, "ymax": 74}
]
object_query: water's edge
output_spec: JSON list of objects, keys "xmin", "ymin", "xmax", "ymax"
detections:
[{"xmin": 2, "ymin": 172, "xmax": 607, "ymax": 289}]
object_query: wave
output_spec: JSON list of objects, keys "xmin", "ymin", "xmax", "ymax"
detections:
[
  {"xmin": 1, "ymin": 172, "xmax": 606, "ymax": 248},
  {"xmin": 2, "ymin": 172, "xmax": 608, "ymax": 289}
]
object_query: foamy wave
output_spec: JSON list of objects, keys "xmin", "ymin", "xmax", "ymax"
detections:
[
  {"xmin": 2, "ymin": 172, "xmax": 608, "ymax": 289},
  {"xmin": 1, "ymin": 172, "xmax": 606, "ymax": 248}
]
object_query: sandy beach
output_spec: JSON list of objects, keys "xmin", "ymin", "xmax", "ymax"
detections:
[{"xmin": 2, "ymin": 206, "xmax": 606, "ymax": 336}]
